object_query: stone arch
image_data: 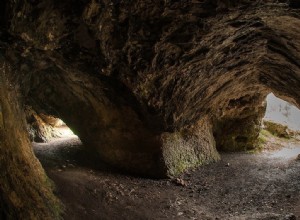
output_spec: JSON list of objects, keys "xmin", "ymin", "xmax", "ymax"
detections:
[{"xmin": 21, "ymin": 63, "xmax": 167, "ymax": 177}]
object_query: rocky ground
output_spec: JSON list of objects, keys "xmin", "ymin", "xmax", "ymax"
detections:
[{"xmin": 33, "ymin": 136, "xmax": 300, "ymax": 220}]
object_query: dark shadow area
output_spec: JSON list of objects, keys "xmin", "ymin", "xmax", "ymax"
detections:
[
  {"xmin": 0, "ymin": 0, "xmax": 6, "ymax": 28},
  {"xmin": 32, "ymin": 137, "xmax": 119, "ymax": 174}
]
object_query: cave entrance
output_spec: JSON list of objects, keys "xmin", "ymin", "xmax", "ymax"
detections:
[
  {"xmin": 26, "ymin": 108, "xmax": 80, "ymax": 143},
  {"xmin": 260, "ymin": 93, "xmax": 300, "ymax": 159},
  {"xmin": 27, "ymin": 110, "xmax": 86, "ymax": 169},
  {"xmin": 28, "ymin": 110, "xmax": 105, "ymax": 173}
]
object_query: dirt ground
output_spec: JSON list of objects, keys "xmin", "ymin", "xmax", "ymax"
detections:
[{"xmin": 33, "ymin": 136, "xmax": 300, "ymax": 220}]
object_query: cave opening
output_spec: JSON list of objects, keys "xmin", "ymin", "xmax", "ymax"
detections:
[
  {"xmin": 25, "ymin": 109, "xmax": 91, "ymax": 171},
  {"xmin": 264, "ymin": 93, "xmax": 300, "ymax": 132},
  {"xmin": 27, "ymin": 110, "xmax": 109, "ymax": 174},
  {"xmin": 259, "ymin": 93, "xmax": 300, "ymax": 159},
  {"xmin": 25, "ymin": 108, "xmax": 80, "ymax": 143}
]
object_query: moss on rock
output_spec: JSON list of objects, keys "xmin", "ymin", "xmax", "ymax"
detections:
[
  {"xmin": 263, "ymin": 120, "xmax": 292, "ymax": 139},
  {"xmin": 162, "ymin": 117, "xmax": 220, "ymax": 177}
]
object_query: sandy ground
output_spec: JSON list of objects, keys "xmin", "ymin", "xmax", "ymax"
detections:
[{"xmin": 33, "ymin": 136, "xmax": 300, "ymax": 220}]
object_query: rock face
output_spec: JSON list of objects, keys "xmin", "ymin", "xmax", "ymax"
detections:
[
  {"xmin": 214, "ymin": 100, "xmax": 267, "ymax": 151},
  {"xmin": 0, "ymin": 61, "xmax": 61, "ymax": 219},
  {"xmin": 1, "ymin": 0, "xmax": 300, "ymax": 218}
]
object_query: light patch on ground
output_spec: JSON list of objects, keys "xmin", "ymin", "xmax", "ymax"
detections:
[{"xmin": 264, "ymin": 144, "xmax": 300, "ymax": 160}]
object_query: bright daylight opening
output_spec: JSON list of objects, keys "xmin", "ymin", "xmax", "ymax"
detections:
[
  {"xmin": 28, "ymin": 112, "xmax": 83, "ymax": 169},
  {"xmin": 261, "ymin": 93, "xmax": 300, "ymax": 160},
  {"xmin": 50, "ymin": 119, "xmax": 78, "ymax": 139}
]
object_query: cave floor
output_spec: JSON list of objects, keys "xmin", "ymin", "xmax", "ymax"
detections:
[{"xmin": 33, "ymin": 138, "xmax": 300, "ymax": 220}]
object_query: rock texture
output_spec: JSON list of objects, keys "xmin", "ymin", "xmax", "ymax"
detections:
[
  {"xmin": 1, "ymin": 0, "xmax": 300, "ymax": 217},
  {"xmin": 0, "ymin": 60, "xmax": 61, "ymax": 219},
  {"xmin": 25, "ymin": 106, "xmax": 63, "ymax": 142}
]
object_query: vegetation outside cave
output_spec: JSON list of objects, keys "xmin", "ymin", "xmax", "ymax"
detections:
[{"xmin": 258, "ymin": 93, "xmax": 300, "ymax": 158}]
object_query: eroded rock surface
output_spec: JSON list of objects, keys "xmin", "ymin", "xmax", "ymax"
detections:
[{"xmin": 0, "ymin": 60, "xmax": 61, "ymax": 219}]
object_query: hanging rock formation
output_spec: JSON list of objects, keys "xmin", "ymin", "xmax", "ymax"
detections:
[{"xmin": 1, "ymin": 0, "xmax": 300, "ymax": 218}]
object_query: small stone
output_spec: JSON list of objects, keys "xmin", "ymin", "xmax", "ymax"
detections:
[
  {"xmin": 296, "ymin": 154, "xmax": 300, "ymax": 160},
  {"xmin": 284, "ymin": 214, "xmax": 296, "ymax": 220},
  {"xmin": 225, "ymin": 163, "xmax": 230, "ymax": 167},
  {"xmin": 174, "ymin": 178, "xmax": 188, "ymax": 186},
  {"xmin": 177, "ymin": 212, "xmax": 184, "ymax": 216}
]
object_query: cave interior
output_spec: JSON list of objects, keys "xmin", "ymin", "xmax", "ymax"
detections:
[{"xmin": 1, "ymin": 0, "xmax": 300, "ymax": 219}]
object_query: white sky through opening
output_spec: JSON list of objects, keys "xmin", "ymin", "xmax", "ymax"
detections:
[{"xmin": 264, "ymin": 93, "xmax": 300, "ymax": 131}]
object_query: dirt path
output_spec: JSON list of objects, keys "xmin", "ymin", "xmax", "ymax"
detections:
[{"xmin": 33, "ymin": 138, "xmax": 300, "ymax": 220}]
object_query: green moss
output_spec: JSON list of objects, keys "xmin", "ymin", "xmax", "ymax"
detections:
[
  {"xmin": 247, "ymin": 131, "xmax": 267, "ymax": 153},
  {"xmin": 162, "ymin": 125, "xmax": 220, "ymax": 177},
  {"xmin": 263, "ymin": 120, "xmax": 291, "ymax": 139}
]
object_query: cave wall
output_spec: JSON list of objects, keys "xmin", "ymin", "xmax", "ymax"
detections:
[
  {"xmin": 0, "ymin": 59, "xmax": 61, "ymax": 219},
  {"xmin": 258, "ymin": 15, "xmax": 300, "ymax": 107},
  {"xmin": 214, "ymin": 99, "xmax": 267, "ymax": 151}
]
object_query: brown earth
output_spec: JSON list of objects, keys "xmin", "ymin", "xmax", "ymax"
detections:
[{"xmin": 33, "ymin": 137, "xmax": 300, "ymax": 220}]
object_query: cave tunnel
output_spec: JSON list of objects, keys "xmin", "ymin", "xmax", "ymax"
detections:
[{"xmin": 1, "ymin": 0, "xmax": 300, "ymax": 219}]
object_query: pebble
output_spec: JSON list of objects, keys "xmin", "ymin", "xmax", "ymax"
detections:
[
  {"xmin": 177, "ymin": 212, "xmax": 184, "ymax": 216},
  {"xmin": 285, "ymin": 214, "xmax": 296, "ymax": 220},
  {"xmin": 174, "ymin": 178, "xmax": 188, "ymax": 186}
]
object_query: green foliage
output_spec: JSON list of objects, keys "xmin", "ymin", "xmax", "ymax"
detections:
[
  {"xmin": 248, "ymin": 129, "xmax": 271, "ymax": 153},
  {"xmin": 263, "ymin": 120, "xmax": 291, "ymax": 139}
]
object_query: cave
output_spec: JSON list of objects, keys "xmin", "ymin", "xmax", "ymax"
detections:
[{"xmin": 1, "ymin": 0, "xmax": 300, "ymax": 219}]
